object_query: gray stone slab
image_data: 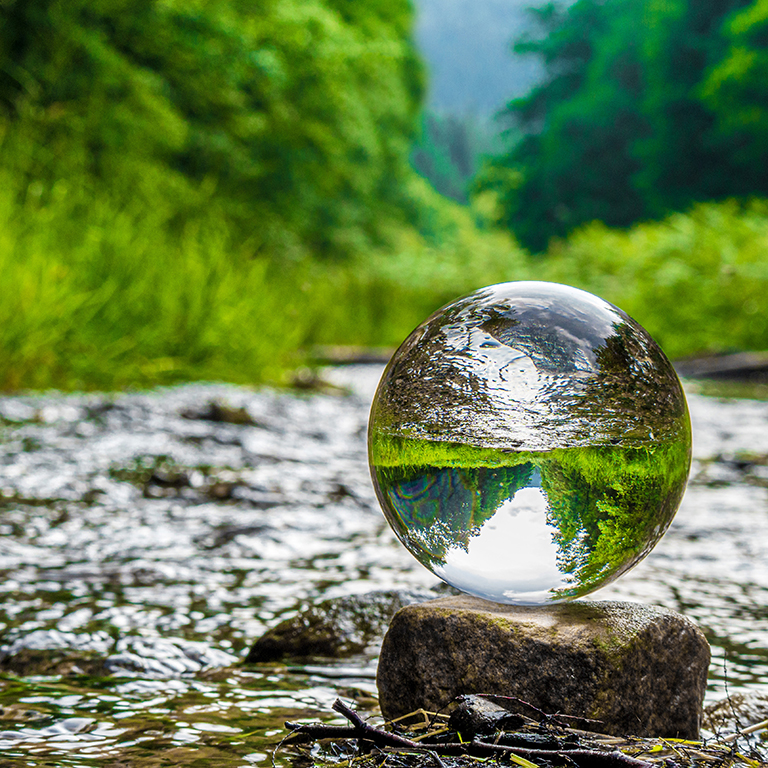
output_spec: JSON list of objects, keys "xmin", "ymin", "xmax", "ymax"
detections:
[{"xmin": 377, "ymin": 595, "xmax": 710, "ymax": 738}]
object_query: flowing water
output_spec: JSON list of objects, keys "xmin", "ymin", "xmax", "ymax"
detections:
[{"xmin": 0, "ymin": 366, "xmax": 766, "ymax": 766}]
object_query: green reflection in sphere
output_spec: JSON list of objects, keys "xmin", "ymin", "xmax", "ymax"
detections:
[{"xmin": 368, "ymin": 281, "xmax": 691, "ymax": 604}]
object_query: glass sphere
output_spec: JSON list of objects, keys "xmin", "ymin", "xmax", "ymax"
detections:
[{"xmin": 368, "ymin": 281, "xmax": 691, "ymax": 604}]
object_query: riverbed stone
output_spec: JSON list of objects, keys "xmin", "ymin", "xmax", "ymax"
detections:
[
  {"xmin": 245, "ymin": 589, "xmax": 437, "ymax": 662},
  {"xmin": 377, "ymin": 595, "xmax": 710, "ymax": 738}
]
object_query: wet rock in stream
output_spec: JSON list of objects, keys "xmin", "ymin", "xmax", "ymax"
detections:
[
  {"xmin": 704, "ymin": 691, "xmax": 768, "ymax": 735},
  {"xmin": 0, "ymin": 646, "xmax": 110, "ymax": 678},
  {"xmin": 181, "ymin": 400, "xmax": 263, "ymax": 426},
  {"xmin": 245, "ymin": 589, "xmax": 441, "ymax": 662},
  {"xmin": 377, "ymin": 595, "xmax": 710, "ymax": 738}
]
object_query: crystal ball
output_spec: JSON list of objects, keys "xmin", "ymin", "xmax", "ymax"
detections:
[{"xmin": 368, "ymin": 281, "xmax": 691, "ymax": 604}]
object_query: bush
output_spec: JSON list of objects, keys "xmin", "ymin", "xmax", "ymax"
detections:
[{"xmin": 539, "ymin": 200, "xmax": 768, "ymax": 358}]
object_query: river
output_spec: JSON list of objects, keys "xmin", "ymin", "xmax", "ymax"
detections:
[{"xmin": 0, "ymin": 365, "xmax": 766, "ymax": 766}]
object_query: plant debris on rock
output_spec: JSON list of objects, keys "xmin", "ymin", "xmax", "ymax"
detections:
[{"xmin": 279, "ymin": 696, "xmax": 768, "ymax": 768}]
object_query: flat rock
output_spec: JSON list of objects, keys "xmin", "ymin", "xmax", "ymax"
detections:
[
  {"xmin": 447, "ymin": 694, "xmax": 528, "ymax": 737},
  {"xmin": 377, "ymin": 595, "xmax": 710, "ymax": 738},
  {"xmin": 245, "ymin": 590, "xmax": 436, "ymax": 663}
]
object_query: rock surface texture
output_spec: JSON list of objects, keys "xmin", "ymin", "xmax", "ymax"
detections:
[
  {"xmin": 377, "ymin": 595, "xmax": 710, "ymax": 738},
  {"xmin": 246, "ymin": 590, "xmax": 437, "ymax": 662}
]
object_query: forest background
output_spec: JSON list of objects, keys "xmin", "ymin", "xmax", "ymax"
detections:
[{"xmin": 1, "ymin": 0, "xmax": 768, "ymax": 392}]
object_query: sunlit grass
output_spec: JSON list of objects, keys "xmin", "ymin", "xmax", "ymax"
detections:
[
  {"xmin": 542, "ymin": 200, "xmax": 768, "ymax": 360},
  {"xmin": 0, "ymin": 174, "xmax": 303, "ymax": 391},
  {"xmin": 1, "ymin": 166, "xmax": 768, "ymax": 392},
  {"xmin": 0, "ymin": 169, "xmax": 528, "ymax": 391}
]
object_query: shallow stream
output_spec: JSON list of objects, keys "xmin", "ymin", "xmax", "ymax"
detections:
[{"xmin": 0, "ymin": 366, "xmax": 766, "ymax": 766}]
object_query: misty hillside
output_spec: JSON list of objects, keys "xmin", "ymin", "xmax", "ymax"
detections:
[{"xmin": 413, "ymin": 0, "xmax": 546, "ymax": 118}]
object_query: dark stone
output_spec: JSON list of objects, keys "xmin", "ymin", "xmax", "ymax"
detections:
[
  {"xmin": 245, "ymin": 590, "xmax": 434, "ymax": 663},
  {"xmin": 0, "ymin": 648, "xmax": 109, "ymax": 677},
  {"xmin": 447, "ymin": 695, "xmax": 526, "ymax": 737},
  {"xmin": 0, "ymin": 704, "xmax": 52, "ymax": 724},
  {"xmin": 377, "ymin": 595, "xmax": 710, "ymax": 738},
  {"xmin": 181, "ymin": 400, "xmax": 259, "ymax": 425}
]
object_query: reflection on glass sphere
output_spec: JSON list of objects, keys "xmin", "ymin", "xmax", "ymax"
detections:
[{"xmin": 368, "ymin": 281, "xmax": 691, "ymax": 604}]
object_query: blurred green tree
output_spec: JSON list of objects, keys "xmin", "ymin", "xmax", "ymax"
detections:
[
  {"xmin": 411, "ymin": 112, "xmax": 476, "ymax": 203},
  {"xmin": 0, "ymin": 0, "xmax": 424, "ymax": 257},
  {"xmin": 701, "ymin": 0, "xmax": 768, "ymax": 171},
  {"xmin": 478, "ymin": 0, "xmax": 756, "ymax": 252}
]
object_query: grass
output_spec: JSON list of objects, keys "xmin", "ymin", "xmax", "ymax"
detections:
[
  {"xmin": 0, "ymin": 170, "xmax": 530, "ymax": 392},
  {"xmin": 0, "ymin": 172, "xmax": 305, "ymax": 390},
  {"xmin": 1, "ymin": 165, "xmax": 768, "ymax": 393},
  {"xmin": 541, "ymin": 200, "xmax": 768, "ymax": 360}
]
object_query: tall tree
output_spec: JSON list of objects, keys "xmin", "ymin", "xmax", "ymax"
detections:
[
  {"xmin": 480, "ymin": 0, "xmax": 755, "ymax": 252},
  {"xmin": 701, "ymin": 0, "xmax": 768, "ymax": 175},
  {"xmin": 0, "ymin": 0, "xmax": 425, "ymax": 257}
]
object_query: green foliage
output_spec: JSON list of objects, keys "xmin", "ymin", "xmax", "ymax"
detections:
[
  {"xmin": 0, "ymin": 160, "xmax": 531, "ymax": 391},
  {"xmin": 2, "ymin": 0, "xmax": 768, "ymax": 389},
  {"xmin": 3, "ymin": 176, "xmax": 768, "ymax": 390},
  {"xmin": 371, "ymin": 433, "xmax": 533, "ymax": 468},
  {"xmin": 0, "ymin": 0, "xmax": 425, "ymax": 257},
  {"xmin": 0, "ymin": 167, "xmax": 302, "ymax": 391},
  {"xmin": 374, "ymin": 461, "xmax": 535, "ymax": 558},
  {"xmin": 539, "ymin": 443, "xmax": 689, "ymax": 592},
  {"xmin": 540, "ymin": 199, "xmax": 768, "ymax": 358},
  {"xmin": 701, "ymin": 0, "xmax": 768, "ymax": 167},
  {"xmin": 480, "ymin": 0, "xmax": 760, "ymax": 252},
  {"xmin": 370, "ymin": 437, "xmax": 689, "ymax": 596}
]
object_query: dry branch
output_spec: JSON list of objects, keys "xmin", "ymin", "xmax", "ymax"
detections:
[{"xmin": 284, "ymin": 699, "xmax": 655, "ymax": 768}]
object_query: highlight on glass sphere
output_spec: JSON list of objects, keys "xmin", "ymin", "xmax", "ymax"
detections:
[{"xmin": 368, "ymin": 281, "xmax": 691, "ymax": 604}]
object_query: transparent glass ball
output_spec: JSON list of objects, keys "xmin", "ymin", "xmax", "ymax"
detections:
[{"xmin": 368, "ymin": 281, "xmax": 691, "ymax": 604}]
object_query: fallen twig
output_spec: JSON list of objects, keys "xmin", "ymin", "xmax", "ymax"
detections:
[
  {"xmin": 284, "ymin": 723, "xmax": 358, "ymax": 742},
  {"xmin": 722, "ymin": 719, "xmax": 768, "ymax": 743},
  {"xmin": 283, "ymin": 699, "xmax": 655, "ymax": 768}
]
